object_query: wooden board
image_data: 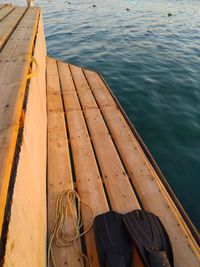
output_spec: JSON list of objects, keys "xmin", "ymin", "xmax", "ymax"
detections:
[
  {"xmin": 47, "ymin": 57, "xmax": 83, "ymax": 267},
  {"xmin": 3, "ymin": 16, "xmax": 46, "ymax": 267},
  {"xmin": 70, "ymin": 64, "xmax": 140, "ymax": 213},
  {"xmin": 0, "ymin": 4, "xmax": 13, "ymax": 21},
  {"xmin": 58, "ymin": 60, "xmax": 109, "ymax": 267},
  {"xmin": 84, "ymin": 69, "xmax": 200, "ymax": 267},
  {"xmin": 0, "ymin": 7, "xmax": 40, "ymax": 238},
  {"xmin": 0, "ymin": 4, "xmax": 6, "ymax": 10},
  {"xmin": 0, "ymin": 7, "xmax": 27, "ymax": 50}
]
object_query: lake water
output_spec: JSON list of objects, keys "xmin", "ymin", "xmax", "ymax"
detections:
[{"xmin": 7, "ymin": 0, "xmax": 200, "ymax": 230}]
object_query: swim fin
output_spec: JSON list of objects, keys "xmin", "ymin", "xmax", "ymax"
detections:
[
  {"xmin": 94, "ymin": 211, "xmax": 133, "ymax": 267},
  {"xmin": 123, "ymin": 210, "xmax": 174, "ymax": 267}
]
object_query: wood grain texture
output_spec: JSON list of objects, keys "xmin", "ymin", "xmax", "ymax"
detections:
[
  {"xmin": 0, "ymin": 7, "xmax": 40, "ymax": 238},
  {"xmin": 47, "ymin": 57, "xmax": 83, "ymax": 267},
  {"xmin": 3, "ymin": 15, "xmax": 46, "ymax": 267},
  {"xmin": 0, "ymin": 4, "xmax": 13, "ymax": 21},
  {"xmin": 0, "ymin": 4, "xmax": 6, "ymax": 10},
  {"xmin": 0, "ymin": 7, "xmax": 27, "ymax": 50},
  {"xmin": 70, "ymin": 64, "xmax": 140, "ymax": 213},
  {"xmin": 84, "ymin": 69, "xmax": 200, "ymax": 267},
  {"xmin": 64, "ymin": 63, "xmax": 143, "ymax": 266},
  {"xmin": 58, "ymin": 60, "xmax": 109, "ymax": 267}
]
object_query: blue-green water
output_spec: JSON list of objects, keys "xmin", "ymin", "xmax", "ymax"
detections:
[{"xmin": 8, "ymin": 0, "xmax": 200, "ymax": 230}]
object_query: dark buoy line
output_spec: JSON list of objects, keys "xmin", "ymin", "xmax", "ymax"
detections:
[
  {"xmin": 65, "ymin": 3, "xmax": 133, "ymax": 12},
  {"xmin": 64, "ymin": 3, "xmax": 174, "ymax": 17}
]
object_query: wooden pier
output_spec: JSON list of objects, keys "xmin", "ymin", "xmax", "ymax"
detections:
[{"xmin": 0, "ymin": 3, "xmax": 199, "ymax": 267}]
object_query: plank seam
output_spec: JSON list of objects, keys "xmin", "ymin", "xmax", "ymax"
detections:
[
  {"xmin": 55, "ymin": 60, "xmax": 85, "ymax": 258},
  {"xmin": 82, "ymin": 69, "xmax": 143, "ymax": 209},
  {"xmin": 0, "ymin": 5, "xmax": 14, "ymax": 22},
  {"xmin": 68, "ymin": 64, "xmax": 112, "ymax": 211},
  {"xmin": 0, "ymin": 127, "xmax": 23, "ymax": 267},
  {"xmin": 0, "ymin": 7, "xmax": 28, "ymax": 53}
]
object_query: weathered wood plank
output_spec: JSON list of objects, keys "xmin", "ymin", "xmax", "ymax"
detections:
[
  {"xmin": 65, "ymin": 63, "xmax": 143, "ymax": 267},
  {"xmin": 0, "ymin": 4, "xmax": 13, "ymax": 21},
  {"xmin": 0, "ymin": 7, "xmax": 40, "ymax": 238},
  {"xmin": 47, "ymin": 57, "xmax": 83, "ymax": 267},
  {"xmin": 0, "ymin": 4, "xmax": 6, "ymax": 10},
  {"xmin": 84, "ymin": 69, "xmax": 200, "ymax": 267},
  {"xmin": 0, "ymin": 7, "xmax": 40, "ymax": 61},
  {"xmin": 3, "ymin": 16, "xmax": 46, "ymax": 267},
  {"xmin": 0, "ymin": 7, "xmax": 27, "ymax": 50},
  {"xmin": 58, "ymin": 60, "xmax": 109, "ymax": 267},
  {"xmin": 70, "ymin": 64, "xmax": 140, "ymax": 213}
]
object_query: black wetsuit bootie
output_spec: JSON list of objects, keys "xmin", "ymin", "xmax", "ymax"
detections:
[
  {"xmin": 94, "ymin": 211, "xmax": 133, "ymax": 267},
  {"xmin": 123, "ymin": 210, "xmax": 174, "ymax": 267}
]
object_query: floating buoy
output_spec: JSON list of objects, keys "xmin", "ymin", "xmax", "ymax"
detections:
[
  {"xmin": 168, "ymin": 12, "xmax": 172, "ymax": 17},
  {"xmin": 93, "ymin": 4, "xmax": 96, "ymax": 7},
  {"xmin": 126, "ymin": 8, "xmax": 130, "ymax": 11}
]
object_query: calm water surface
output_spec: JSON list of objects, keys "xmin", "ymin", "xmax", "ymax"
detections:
[{"xmin": 8, "ymin": 0, "xmax": 200, "ymax": 230}]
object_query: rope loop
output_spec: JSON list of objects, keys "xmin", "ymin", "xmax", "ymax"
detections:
[
  {"xmin": 48, "ymin": 189, "xmax": 94, "ymax": 267},
  {"xmin": 26, "ymin": 56, "xmax": 39, "ymax": 80}
]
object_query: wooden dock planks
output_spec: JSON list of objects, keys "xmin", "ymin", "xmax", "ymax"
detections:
[
  {"xmin": 58, "ymin": 60, "xmax": 109, "ymax": 266},
  {"xmin": 0, "ymin": 7, "xmax": 27, "ymax": 50},
  {"xmin": 58, "ymin": 62, "xmax": 143, "ymax": 266},
  {"xmin": 3, "ymin": 16, "xmax": 47, "ymax": 267},
  {"xmin": 0, "ymin": 7, "xmax": 40, "ymax": 237},
  {"xmin": 0, "ymin": 4, "xmax": 13, "ymax": 21},
  {"xmin": 47, "ymin": 58, "xmax": 200, "ymax": 267},
  {"xmin": 0, "ymin": 4, "xmax": 6, "ymax": 10},
  {"xmin": 84, "ymin": 69, "xmax": 200, "ymax": 267},
  {"xmin": 70, "ymin": 64, "xmax": 140, "ymax": 213},
  {"xmin": 47, "ymin": 57, "xmax": 83, "ymax": 267}
]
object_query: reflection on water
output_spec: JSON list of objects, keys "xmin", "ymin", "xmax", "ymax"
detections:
[{"xmin": 4, "ymin": 0, "xmax": 200, "ymax": 230}]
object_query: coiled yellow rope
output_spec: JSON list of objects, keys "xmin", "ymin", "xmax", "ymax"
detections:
[{"xmin": 48, "ymin": 190, "xmax": 94, "ymax": 267}]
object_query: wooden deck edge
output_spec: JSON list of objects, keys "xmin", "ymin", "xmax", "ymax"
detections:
[
  {"xmin": 98, "ymin": 73, "xmax": 200, "ymax": 246},
  {"xmin": 1, "ymin": 13, "xmax": 47, "ymax": 267},
  {"xmin": 0, "ymin": 7, "xmax": 41, "ymax": 260},
  {"xmin": 102, "ymin": 75, "xmax": 200, "ymax": 244}
]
